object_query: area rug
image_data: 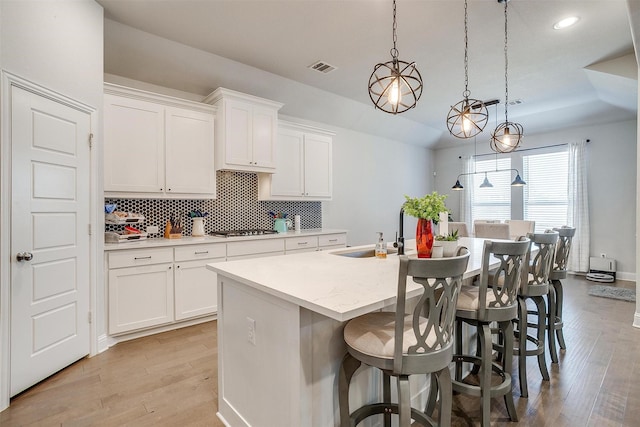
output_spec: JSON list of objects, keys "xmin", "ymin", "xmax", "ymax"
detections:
[{"xmin": 588, "ymin": 285, "xmax": 636, "ymax": 302}]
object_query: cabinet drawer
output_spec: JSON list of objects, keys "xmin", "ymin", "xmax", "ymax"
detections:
[
  {"xmin": 175, "ymin": 244, "xmax": 226, "ymax": 262},
  {"xmin": 108, "ymin": 248, "xmax": 174, "ymax": 269},
  {"xmin": 318, "ymin": 234, "xmax": 347, "ymax": 248},
  {"xmin": 285, "ymin": 236, "xmax": 318, "ymax": 252},
  {"xmin": 227, "ymin": 239, "xmax": 285, "ymax": 257}
]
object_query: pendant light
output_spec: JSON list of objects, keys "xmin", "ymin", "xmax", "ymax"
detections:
[
  {"xmin": 490, "ymin": 0, "xmax": 523, "ymax": 153},
  {"xmin": 479, "ymin": 172, "xmax": 493, "ymax": 188},
  {"xmin": 368, "ymin": 0, "xmax": 423, "ymax": 114},
  {"xmin": 446, "ymin": 0, "xmax": 488, "ymax": 138}
]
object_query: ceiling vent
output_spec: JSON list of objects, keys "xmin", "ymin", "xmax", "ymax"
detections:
[
  {"xmin": 508, "ymin": 99, "xmax": 524, "ymax": 106},
  {"xmin": 308, "ymin": 61, "xmax": 337, "ymax": 74}
]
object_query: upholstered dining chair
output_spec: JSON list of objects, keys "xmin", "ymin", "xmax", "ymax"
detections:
[
  {"xmin": 339, "ymin": 249, "xmax": 470, "ymax": 427},
  {"xmin": 452, "ymin": 239, "xmax": 530, "ymax": 426},
  {"xmin": 547, "ymin": 226, "xmax": 576, "ymax": 363},
  {"xmin": 448, "ymin": 222, "xmax": 469, "ymax": 237},
  {"xmin": 473, "ymin": 221, "xmax": 510, "ymax": 239},
  {"xmin": 505, "ymin": 219, "xmax": 535, "ymax": 240}
]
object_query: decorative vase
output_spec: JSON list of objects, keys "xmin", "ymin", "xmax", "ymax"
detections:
[
  {"xmin": 192, "ymin": 217, "xmax": 205, "ymax": 237},
  {"xmin": 416, "ymin": 218, "xmax": 434, "ymax": 258}
]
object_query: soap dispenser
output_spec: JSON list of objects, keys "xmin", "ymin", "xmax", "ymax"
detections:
[{"xmin": 375, "ymin": 232, "xmax": 387, "ymax": 259}]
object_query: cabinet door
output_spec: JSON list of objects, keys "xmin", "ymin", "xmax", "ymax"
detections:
[
  {"xmin": 174, "ymin": 258, "xmax": 222, "ymax": 320},
  {"xmin": 165, "ymin": 107, "xmax": 216, "ymax": 195},
  {"xmin": 304, "ymin": 133, "xmax": 332, "ymax": 198},
  {"xmin": 104, "ymin": 94, "xmax": 165, "ymax": 193},
  {"xmin": 251, "ymin": 105, "xmax": 277, "ymax": 169},
  {"xmin": 224, "ymin": 99, "xmax": 253, "ymax": 167},
  {"xmin": 108, "ymin": 263, "xmax": 174, "ymax": 334},
  {"xmin": 271, "ymin": 128, "xmax": 305, "ymax": 198}
]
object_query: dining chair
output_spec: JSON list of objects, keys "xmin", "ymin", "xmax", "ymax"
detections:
[
  {"xmin": 339, "ymin": 249, "xmax": 470, "ymax": 427},
  {"xmin": 505, "ymin": 219, "xmax": 535, "ymax": 240},
  {"xmin": 452, "ymin": 239, "xmax": 530, "ymax": 426},
  {"xmin": 547, "ymin": 226, "xmax": 576, "ymax": 363},
  {"xmin": 448, "ymin": 222, "xmax": 469, "ymax": 237},
  {"xmin": 473, "ymin": 221, "xmax": 510, "ymax": 239},
  {"xmin": 500, "ymin": 231, "xmax": 558, "ymax": 398}
]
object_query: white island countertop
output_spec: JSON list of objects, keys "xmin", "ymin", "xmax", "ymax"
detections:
[{"xmin": 208, "ymin": 236, "xmax": 491, "ymax": 322}]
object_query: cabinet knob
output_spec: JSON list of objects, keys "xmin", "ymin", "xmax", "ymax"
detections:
[{"xmin": 160, "ymin": 188, "xmax": 163, "ymax": 191}]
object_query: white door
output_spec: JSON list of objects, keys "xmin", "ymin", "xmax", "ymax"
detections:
[{"xmin": 10, "ymin": 86, "xmax": 91, "ymax": 396}]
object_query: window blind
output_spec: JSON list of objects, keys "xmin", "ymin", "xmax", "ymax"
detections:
[
  {"xmin": 523, "ymin": 150, "xmax": 569, "ymax": 232},
  {"xmin": 471, "ymin": 158, "xmax": 511, "ymax": 222}
]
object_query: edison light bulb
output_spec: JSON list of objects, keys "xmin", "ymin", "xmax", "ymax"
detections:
[
  {"xmin": 462, "ymin": 114, "xmax": 472, "ymax": 133},
  {"xmin": 388, "ymin": 78, "xmax": 401, "ymax": 105},
  {"xmin": 502, "ymin": 127, "xmax": 512, "ymax": 148}
]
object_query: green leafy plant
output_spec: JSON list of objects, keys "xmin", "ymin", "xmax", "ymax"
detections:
[
  {"xmin": 403, "ymin": 192, "xmax": 449, "ymax": 222},
  {"xmin": 435, "ymin": 229, "xmax": 459, "ymax": 241}
]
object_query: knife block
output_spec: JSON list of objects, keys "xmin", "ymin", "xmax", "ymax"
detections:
[{"xmin": 164, "ymin": 219, "xmax": 183, "ymax": 239}]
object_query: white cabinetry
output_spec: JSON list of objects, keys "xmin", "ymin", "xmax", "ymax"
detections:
[
  {"xmin": 108, "ymin": 248, "xmax": 175, "ymax": 334},
  {"xmin": 259, "ymin": 122, "xmax": 334, "ymax": 200},
  {"xmin": 174, "ymin": 244, "xmax": 225, "ymax": 321},
  {"xmin": 285, "ymin": 235, "xmax": 318, "ymax": 254},
  {"xmin": 318, "ymin": 233, "xmax": 348, "ymax": 250},
  {"xmin": 104, "ymin": 84, "xmax": 216, "ymax": 198},
  {"xmin": 204, "ymin": 88, "xmax": 283, "ymax": 173},
  {"xmin": 226, "ymin": 238, "xmax": 285, "ymax": 260}
]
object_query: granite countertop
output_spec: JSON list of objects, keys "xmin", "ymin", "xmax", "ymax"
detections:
[{"xmin": 103, "ymin": 228, "xmax": 348, "ymax": 251}]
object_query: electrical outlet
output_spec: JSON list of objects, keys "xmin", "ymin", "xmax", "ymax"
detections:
[
  {"xmin": 600, "ymin": 253, "xmax": 606, "ymax": 258},
  {"xmin": 146, "ymin": 225, "xmax": 159, "ymax": 234},
  {"xmin": 247, "ymin": 317, "xmax": 256, "ymax": 346}
]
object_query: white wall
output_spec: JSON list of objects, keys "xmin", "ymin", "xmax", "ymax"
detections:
[
  {"xmin": 433, "ymin": 119, "xmax": 637, "ymax": 279},
  {"xmin": 0, "ymin": 0, "xmax": 104, "ymax": 411}
]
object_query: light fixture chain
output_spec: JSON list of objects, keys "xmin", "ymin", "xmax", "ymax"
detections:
[
  {"xmin": 503, "ymin": 0, "xmax": 509, "ymax": 121},
  {"xmin": 464, "ymin": 0, "xmax": 469, "ymax": 94},
  {"xmin": 391, "ymin": 0, "xmax": 398, "ymax": 59}
]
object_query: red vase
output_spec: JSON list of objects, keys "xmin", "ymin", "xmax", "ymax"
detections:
[{"xmin": 416, "ymin": 218, "xmax": 434, "ymax": 258}]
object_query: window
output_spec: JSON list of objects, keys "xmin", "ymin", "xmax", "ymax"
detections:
[
  {"xmin": 471, "ymin": 157, "xmax": 511, "ymax": 223},
  {"xmin": 523, "ymin": 150, "xmax": 568, "ymax": 232}
]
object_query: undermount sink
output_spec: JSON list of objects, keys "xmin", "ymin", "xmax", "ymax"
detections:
[{"xmin": 331, "ymin": 247, "xmax": 398, "ymax": 258}]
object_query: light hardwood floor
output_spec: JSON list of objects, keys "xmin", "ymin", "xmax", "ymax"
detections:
[{"xmin": 0, "ymin": 275, "xmax": 637, "ymax": 426}]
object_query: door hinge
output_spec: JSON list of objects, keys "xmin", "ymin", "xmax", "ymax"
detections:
[
  {"xmin": 88, "ymin": 311, "xmax": 92, "ymax": 324},
  {"xmin": 89, "ymin": 133, "xmax": 94, "ymax": 148}
]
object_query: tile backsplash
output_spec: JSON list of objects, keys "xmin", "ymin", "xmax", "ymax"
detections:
[{"xmin": 105, "ymin": 171, "xmax": 322, "ymax": 238}]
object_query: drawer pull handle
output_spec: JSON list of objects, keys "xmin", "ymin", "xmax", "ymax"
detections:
[
  {"xmin": 329, "ymin": 239, "xmax": 338, "ymax": 243},
  {"xmin": 134, "ymin": 256, "xmax": 152, "ymax": 260},
  {"xmin": 297, "ymin": 242, "xmax": 308, "ymax": 245},
  {"xmin": 195, "ymin": 251, "xmax": 209, "ymax": 255}
]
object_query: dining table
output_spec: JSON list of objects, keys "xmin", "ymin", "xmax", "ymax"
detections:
[{"xmin": 206, "ymin": 236, "xmax": 521, "ymax": 427}]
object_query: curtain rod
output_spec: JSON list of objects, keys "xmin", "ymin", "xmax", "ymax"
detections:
[{"xmin": 459, "ymin": 139, "xmax": 590, "ymax": 159}]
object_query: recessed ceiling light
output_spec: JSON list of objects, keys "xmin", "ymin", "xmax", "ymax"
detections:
[{"xmin": 553, "ymin": 16, "xmax": 580, "ymax": 30}]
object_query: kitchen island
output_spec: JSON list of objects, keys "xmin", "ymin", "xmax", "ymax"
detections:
[{"xmin": 207, "ymin": 237, "xmax": 493, "ymax": 427}]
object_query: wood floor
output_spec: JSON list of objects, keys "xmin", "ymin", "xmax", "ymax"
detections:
[{"xmin": 0, "ymin": 275, "xmax": 637, "ymax": 426}]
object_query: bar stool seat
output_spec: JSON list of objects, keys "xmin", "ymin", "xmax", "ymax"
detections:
[{"xmin": 338, "ymin": 250, "xmax": 470, "ymax": 427}]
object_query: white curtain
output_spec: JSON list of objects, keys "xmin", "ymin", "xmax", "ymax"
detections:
[
  {"xmin": 460, "ymin": 155, "xmax": 474, "ymax": 231},
  {"xmin": 567, "ymin": 140, "xmax": 590, "ymax": 272}
]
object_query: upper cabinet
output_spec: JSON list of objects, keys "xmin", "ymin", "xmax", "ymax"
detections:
[
  {"xmin": 204, "ymin": 88, "xmax": 283, "ymax": 173},
  {"xmin": 104, "ymin": 84, "xmax": 216, "ymax": 198},
  {"xmin": 258, "ymin": 121, "xmax": 334, "ymax": 201}
]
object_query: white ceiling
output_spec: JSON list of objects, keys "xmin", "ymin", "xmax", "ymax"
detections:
[{"xmin": 97, "ymin": 0, "xmax": 637, "ymax": 148}]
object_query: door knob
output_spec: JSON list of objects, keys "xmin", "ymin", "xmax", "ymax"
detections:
[{"xmin": 16, "ymin": 252, "xmax": 33, "ymax": 262}]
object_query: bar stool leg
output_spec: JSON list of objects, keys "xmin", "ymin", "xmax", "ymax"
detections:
[
  {"xmin": 435, "ymin": 368, "xmax": 452, "ymax": 427},
  {"xmin": 383, "ymin": 373, "xmax": 391, "ymax": 427},
  {"xmin": 517, "ymin": 298, "xmax": 529, "ymax": 398},
  {"xmin": 554, "ymin": 279, "xmax": 567, "ymax": 350},
  {"xmin": 501, "ymin": 319, "xmax": 518, "ymax": 422},
  {"xmin": 398, "ymin": 375, "xmax": 411, "ymax": 427},
  {"xmin": 338, "ymin": 352, "xmax": 361, "ymax": 427},
  {"xmin": 480, "ymin": 323, "xmax": 492, "ymax": 427},
  {"xmin": 547, "ymin": 285, "xmax": 559, "ymax": 363},
  {"xmin": 534, "ymin": 296, "xmax": 550, "ymax": 380}
]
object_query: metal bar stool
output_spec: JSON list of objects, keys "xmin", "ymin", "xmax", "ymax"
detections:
[
  {"xmin": 338, "ymin": 250, "xmax": 470, "ymax": 427},
  {"xmin": 452, "ymin": 239, "xmax": 530, "ymax": 426},
  {"xmin": 547, "ymin": 226, "xmax": 576, "ymax": 363}
]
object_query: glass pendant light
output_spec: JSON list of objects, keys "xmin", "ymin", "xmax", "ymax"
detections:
[
  {"xmin": 490, "ymin": 0, "xmax": 523, "ymax": 153},
  {"xmin": 447, "ymin": 0, "xmax": 488, "ymax": 138},
  {"xmin": 368, "ymin": 0, "xmax": 423, "ymax": 114}
]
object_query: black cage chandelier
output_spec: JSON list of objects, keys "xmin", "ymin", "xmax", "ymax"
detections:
[
  {"xmin": 368, "ymin": 0, "xmax": 423, "ymax": 114},
  {"xmin": 446, "ymin": 0, "xmax": 488, "ymax": 138},
  {"xmin": 490, "ymin": 0, "xmax": 523, "ymax": 153}
]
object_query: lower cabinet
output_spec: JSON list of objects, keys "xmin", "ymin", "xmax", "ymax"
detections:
[{"xmin": 108, "ymin": 259, "xmax": 175, "ymax": 335}]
